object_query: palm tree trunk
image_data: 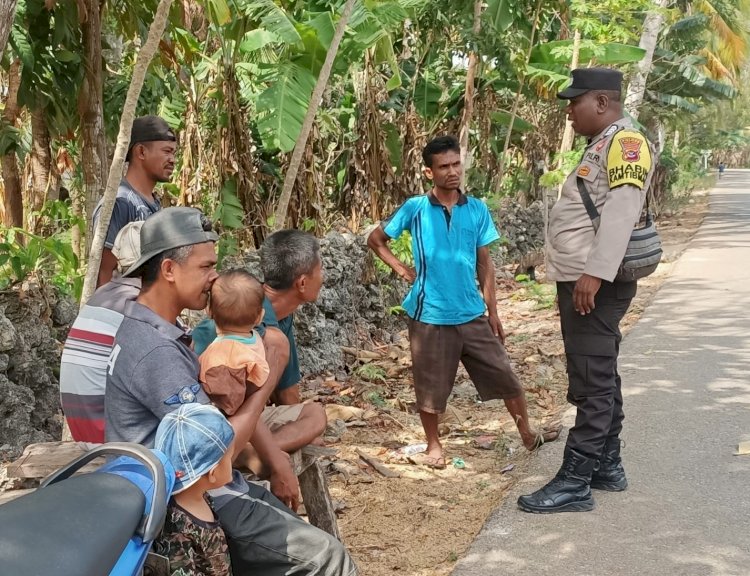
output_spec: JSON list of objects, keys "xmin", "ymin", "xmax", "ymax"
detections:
[
  {"xmin": 29, "ymin": 106, "xmax": 59, "ymax": 231},
  {"xmin": 272, "ymin": 0, "xmax": 356, "ymax": 232},
  {"xmin": 458, "ymin": 0, "xmax": 483, "ymax": 188},
  {"xmin": 624, "ymin": 0, "xmax": 669, "ymax": 120},
  {"xmin": 80, "ymin": 0, "xmax": 174, "ymax": 305},
  {"xmin": 0, "ymin": 0, "xmax": 18, "ymax": 59},
  {"xmin": 1, "ymin": 59, "xmax": 22, "ymax": 228},
  {"xmin": 78, "ymin": 0, "xmax": 108, "ymax": 260}
]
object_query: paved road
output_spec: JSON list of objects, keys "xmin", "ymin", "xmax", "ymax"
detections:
[{"xmin": 453, "ymin": 171, "xmax": 750, "ymax": 576}]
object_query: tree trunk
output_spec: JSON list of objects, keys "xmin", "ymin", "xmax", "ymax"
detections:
[
  {"xmin": 29, "ymin": 106, "xmax": 59, "ymax": 231},
  {"xmin": 1, "ymin": 59, "xmax": 22, "ymax": 228},
  {"xmin": 623, "ymin": 0, "xmax": 669, "ymax": 120},
  {"xmin": 80, "ymin": 0, "xmax": 175, "ymax": 306},
  {"xmin": 78, "ymin": 0, "xmax": 108, "ymax": 260},
  {"xmin": 557, "ymin": 29, "xmax": 581, "ymax": 157},
  {"xmin": 0, "ymin": 0, "xmax": 18, "ymax": 59},
  {"xmin": 458, "ymin": 0, "xmax": 483, "ymax": 188},
  {"xmin": 553, "ymin": 28, "xmax": 581, "ymax": 200},
  {"xmin": 497, "ymin": 0, "xmax": 543, "ymax": 184},
  {"xmin": 272, "ymin": 0, "xmax": 356, "ymax": 231}
]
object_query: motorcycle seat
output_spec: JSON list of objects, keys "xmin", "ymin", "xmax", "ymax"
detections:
[{"xmin": 0, "ymin": 471, "xmax": 146, "ymax": 576}]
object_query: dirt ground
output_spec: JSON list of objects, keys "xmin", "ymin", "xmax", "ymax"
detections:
[{"xmin": 303, "ymin": 193, "xmax": 709, "ymax": 576}]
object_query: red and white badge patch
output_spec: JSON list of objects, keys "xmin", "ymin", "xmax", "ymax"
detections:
[
  {"xmin": 607, "ymin": 130, "xmax": 652, "ymax": 189},
  {"xmin": 619, "ymin": 137, "xmax": 643, "ymax": 162}
]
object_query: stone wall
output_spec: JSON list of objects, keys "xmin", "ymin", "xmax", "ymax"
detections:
[
  {"xmin": 493, "ymin": 199, "xmax": 546, "ymax": 266},
  {"xmin": 0, "ymin": 281, "xmax": 77, "ymax": 459}
]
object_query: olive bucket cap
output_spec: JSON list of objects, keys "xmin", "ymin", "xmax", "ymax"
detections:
[{"xmin": 123, "ymin": 207, "xmax": 218, "ymax": 277}]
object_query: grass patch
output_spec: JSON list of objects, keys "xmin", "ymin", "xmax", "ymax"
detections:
[
  {"xmin": 512, "ymin": 277, "xmax": 557, "ymax": 310},
  {"xmin": 507, "ymin": 332, "xmax": 532, "ymax": 345}
]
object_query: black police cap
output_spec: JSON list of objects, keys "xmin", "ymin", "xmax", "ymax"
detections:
[{"xmin": 557, "ymin": 68, "xmax": 623, "ymax": 99}]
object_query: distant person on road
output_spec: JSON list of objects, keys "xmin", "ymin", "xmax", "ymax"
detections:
[
  {"xmin": 718, "ymin": 162, "xmax": 726, "ymax": 178},
  {"xmin": 92, "ymin": 115, "xmax": 176, "ymax": 287},
  {"xmin": 367, "ymin": 135, "xmax": 560, "ymax": 470},
  {"xmin": 517, "ymin": 68, "xmax": 656, "ymax": 514}
]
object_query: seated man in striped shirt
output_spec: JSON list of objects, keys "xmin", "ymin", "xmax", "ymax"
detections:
[{"xmin": 59, "ymin": 222, "xmax": 144, "ymax": 445}]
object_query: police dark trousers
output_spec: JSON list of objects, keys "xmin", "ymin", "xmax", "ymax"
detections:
[
  {"xmin": 210, "ymin": 471, "xmax": 358, "ymax": 576},
  {"xmin": 557, "ymin": 280, "xmax": 636, "ymax": 459}
]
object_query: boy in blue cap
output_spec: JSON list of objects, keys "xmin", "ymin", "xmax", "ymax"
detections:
[{"xmin": 153, "ymin": 403, "xmax": 235, "ymax": 576}]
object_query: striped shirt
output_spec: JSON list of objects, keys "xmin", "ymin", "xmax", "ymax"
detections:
[{"xmin": 59, "ymin": 277, "xmax": 141, "ymax": 444}]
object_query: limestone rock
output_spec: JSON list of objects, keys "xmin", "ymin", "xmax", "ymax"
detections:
[
  {"xmin": 0, "ymin": 316, "xmax": 16, "ymax": 351},
  {"xmin": 0, "ymin": 281, "xmax": 71, "ymax": 458}
]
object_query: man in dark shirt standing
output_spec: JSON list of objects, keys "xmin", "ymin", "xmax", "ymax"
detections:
[{"xmin": 93, "ymin": 115, "xmax": 176, "ymax": 286}]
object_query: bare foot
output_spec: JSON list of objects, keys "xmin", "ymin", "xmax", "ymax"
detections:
[
  {"xmin": 523, "ymin": 424, "xmax": 563, "ymax": 451},
  {"xmin": 409, "ymin": 452, "xmax": 447, "ymax": 469}
]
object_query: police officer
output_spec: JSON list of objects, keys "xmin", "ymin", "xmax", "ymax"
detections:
[{"xmin": 517, "ymin": 68, "xmax": 655, "ymax": 514}]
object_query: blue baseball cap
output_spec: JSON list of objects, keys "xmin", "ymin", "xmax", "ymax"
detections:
[{"xmin": 155, "ymin": 403, "xmax": 235, "ymax": 494}]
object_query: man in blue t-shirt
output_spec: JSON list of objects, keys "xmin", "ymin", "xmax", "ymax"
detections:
[
  {"xmin": 368, "ymin": 135, "xmax": 560, "ymax": 469},
  {"xmin": 191, "ymin": 230, "xmax": 327, "ymax": 473}
]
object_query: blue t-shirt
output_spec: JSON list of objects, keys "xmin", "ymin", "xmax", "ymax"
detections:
[
  {"xmin": 192, "ymin": 296, "xmax": 300, "ymax": 391},
  {"xmin": 382, "ymin": 193, "xmax": 500, "ymax": 325}
]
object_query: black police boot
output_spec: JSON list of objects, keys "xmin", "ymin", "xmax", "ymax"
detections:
[
  {"xmin": 517, "ymin": 447, "xmax": 596, "ymax": 513},
  {"xmin": 590, "ymin": 437, "xmax": 627, "ymax": 491}
]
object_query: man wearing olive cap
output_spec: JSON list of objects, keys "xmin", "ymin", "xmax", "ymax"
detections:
[
  {"xmin": 517, "ymin": 68, "xmax": 656, "ymax": 513},
  {"xmin": 93, "ymin": 115, "xmax": 177, "ymax": 287},
  {"xmin": 105, "ymin": 207, "xmax": 358, "ymax": 575}
]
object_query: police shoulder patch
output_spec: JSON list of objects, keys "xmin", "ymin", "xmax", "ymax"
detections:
[
  {"xmin": 164, "ymin": 383, "xmax": 202, "ymax": 406},
  {"xmin": 607, "ymin": 130, "xmax": 652, "ymax": 190},
  {"xmin": 602, "ymin": 124, "xmax": 619, "ymax": 138}
]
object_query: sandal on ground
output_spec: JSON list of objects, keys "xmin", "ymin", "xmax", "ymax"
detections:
[
  {"xmin": 408, "ymin": 453, "xmax": 447, "ymax": 469},
  {"xmin": 526, "ymin": 424, "xmax": 563, "ymax": 452}
]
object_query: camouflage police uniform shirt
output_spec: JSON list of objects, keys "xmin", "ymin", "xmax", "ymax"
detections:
[
  {"xmin": 153, "ymin": 500, "xmax": 232, "ymax": 576},
  {"xmin": 546, "ymin": 117, "xmax": 655, "ymax": 282}
]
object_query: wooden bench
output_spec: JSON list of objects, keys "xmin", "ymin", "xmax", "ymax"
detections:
[{"xmin": 1, "ymin": 441, "xmax": 341, "ymax": 538}]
